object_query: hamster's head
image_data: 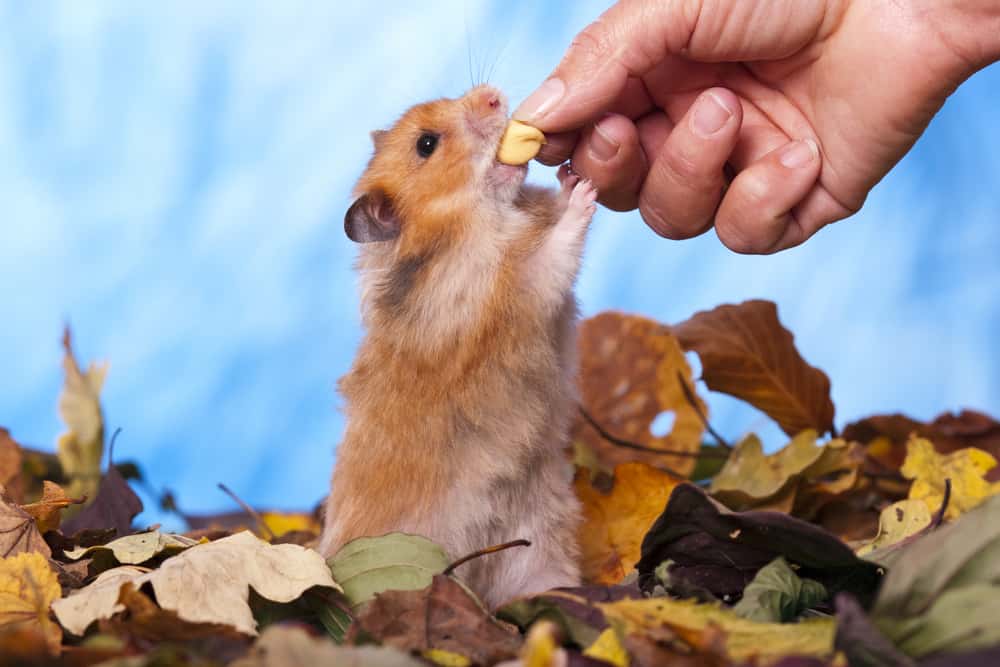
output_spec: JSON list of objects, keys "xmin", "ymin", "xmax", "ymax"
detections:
[{"xmin": 343, "ymin": 85, "xmax": 527, "ymax": 252}]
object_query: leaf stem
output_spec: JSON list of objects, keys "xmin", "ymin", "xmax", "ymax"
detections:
[
  {"xmin": 443, "ymin": 539, "xmax": 531, "ymax": 576},
  {"xmin": 217, "ymin": 483, "xmax": 275, "ymax": 541},
  {"xmin": 676, "ymin": 371, "xmax": 731, "ymax": 449}
]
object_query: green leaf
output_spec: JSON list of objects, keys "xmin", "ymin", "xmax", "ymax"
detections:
[
  {"xmin": 862, "ymin": 493, "xmax": 1000, "ymax": 659},
  {"xmin": 327, "ymin": 533, "xmax": 449, "ymax": 609},
  {"xmin": 732, "ymin": 557, "xmax": 827, "ymax": 623}
]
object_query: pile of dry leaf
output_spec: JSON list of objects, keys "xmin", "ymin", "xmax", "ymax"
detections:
[{"xmin": 3, "ymin": 301, "xmax": 1000, "ymax": 666}]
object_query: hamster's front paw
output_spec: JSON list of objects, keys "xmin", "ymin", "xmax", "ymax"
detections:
[{"xmin": 558, "ymin": 164, "xmax": 597, "ymax": 225}]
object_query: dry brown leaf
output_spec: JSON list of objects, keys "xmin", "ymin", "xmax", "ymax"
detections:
[
  {"xmin": 574, "ymin": 462, "xmax": 680, "ymax": 584},
  {"xmin": 673, "ymin": 300, "xmax": 835, "ymax": 437},
  {"xmin": 0, "ymin": 551, "xmax": 62, "ymax": 655},
  {"xmin": 353, "ymin": 574, "xmax": 521, "ymax": 665},
  {"xmin": 0, "ymin": 429, "xmax": 24, "ymax": 505},
  {"xmin": 0, "ymin": 489, "xmax": 51, "ymax": 559},
  {"xmin": 844, "ymin": 409, "xmax": 1000, "ymax": 482},
  {"xmin": 573, "ymin": 312, "xmax": 706, "ymax": 476},
  {"xmin": 53, "ymin": 531, "xmax": 339, "ymax": 636},
  {"xmin": 21, "ymin": 481, "xmax": 82, "ymax": 534}
]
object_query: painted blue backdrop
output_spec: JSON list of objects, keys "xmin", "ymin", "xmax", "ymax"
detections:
[{"xmin": 1, "ymin": 2, "xmax": 998, "ymax": 527}]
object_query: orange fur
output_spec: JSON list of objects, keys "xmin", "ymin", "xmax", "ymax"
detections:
[{"xmin": 320, "ymin": 87, "xmax": 595, "ymax": 608}]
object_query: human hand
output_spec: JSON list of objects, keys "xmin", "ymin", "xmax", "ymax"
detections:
[{"xmin": 515, "ymin": 0, "xmax": 1000, "ymax": 253}]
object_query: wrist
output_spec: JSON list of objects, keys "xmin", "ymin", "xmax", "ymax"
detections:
[{"xmin": 923, "ymin": 0, "xmax": 1000, "ymax": 77}]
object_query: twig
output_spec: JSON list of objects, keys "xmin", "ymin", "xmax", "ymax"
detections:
[
  {"xmin": 931, "ymin": 478, "xmax": 951, "ymax": 529},
  {"xmin": 107, "ymin": 427, "xmax": 123, "ymax": 465},
  {"xmin": 443, "ymin": 539, "xmax": 531, "ymax": 576},
  {"xmin": 218, "ymin": 483, "xmax": 275, "ymax": 541},
  {"xmin": 578, "ymin": 407, "xmax": 728, "ymax": 460},
  {"xmin": 676, "ymin": 371, "xmax": 730, "ymax": 449}
]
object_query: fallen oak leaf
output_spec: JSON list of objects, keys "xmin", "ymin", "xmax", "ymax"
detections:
[
  {"xmin": 574, "ymin": 462, "xmax": 680, "ymax": 584},
  {"xmin": 63, "ymin": 529, "xmax": 200, "ymax": 565},
  {"xmin": 0, "ymin": 487, "xmax": 51, "ymax": 559},
  {"xmin": 0, "ymin": 551, "xmax": 62, "ymax": 655},
  {"xmin": 572, "ymin": 312, "xmax": 706, "ymax": 476},
  {"xmin": 21, "ymin": 481, "xmax": 84, "ymax": 533},
  {"xmin": 53, "ymin": 531, "xmax": 340, "ymax": 636},
  {"xmin": 673, "ymin": 300, "xmax": 835, "ymax": 437},
  {"xmin": 351, "ymin": 574, "xmax": 521, "ymax": 665}
]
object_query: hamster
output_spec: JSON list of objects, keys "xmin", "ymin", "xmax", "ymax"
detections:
[{"xmin": 318, "ymin": 85, "xmax": 596, "ymax": 609}]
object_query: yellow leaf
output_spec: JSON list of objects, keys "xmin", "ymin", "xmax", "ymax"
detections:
[
  {"xmin": 422, "ymin": 649, "xmax": 471, "ymax": 667},
  {"xmin": 856, "ymin": 499, "xmax": 931, "ymax": 557},
  {"xmin": 574, "ymin": 463, "xmax": 680, "ymax": 584},
  {"xmin": 600, "ymin": 597, "xmax": 834, "ymax": 664},
  {"xmin": 21, "ymin": 481, "xmax": 82, "ymax": 533},
  {"xmin": 575, "ymin": 312, "xmax": 705, "ymax": 476},
  {"xmin": 521, "ymin": 621, "xmax": 562, "ymax": 667},
  {"xmin": 901, "ymin": 436, "xmax": 1000, "ymax": 519},
  {"xmin": 0, "ymin": 552, "xmax": 62, "ymax": 655},
  {"xmin": 711, "ymin": 431, "xmax": 861, "ymax": 514},
  {"xmin": 57, "ymin": 327, "xmax": 108, "ymax": 505},
  {"xmin": 260, "ymin": 512, "xmax": 320, "ymax": 539},
  {"xmin": 584, "ymin": 628, "xmax": 629, "ymax": 667}
]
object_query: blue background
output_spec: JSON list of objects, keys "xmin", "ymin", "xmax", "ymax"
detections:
[{"xmin": 1, "ymin": 2, "xmax": 998, "ymax": 526}]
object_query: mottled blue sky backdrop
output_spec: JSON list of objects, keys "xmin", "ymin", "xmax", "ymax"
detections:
[{"xmin": 1, "ymin": 2, "xmax": 998, "ymax": 526}]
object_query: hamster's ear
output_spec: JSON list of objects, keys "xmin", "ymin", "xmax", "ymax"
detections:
[
  {"xmin": 344, "ymin": 191, "xmax": 400, "ymax": 243},
  {"xmin": 370, "ymin": 130, "xmax": 388, "ymax": 149}
]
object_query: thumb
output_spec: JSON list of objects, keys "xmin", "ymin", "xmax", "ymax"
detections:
[{"xmin": 514, "ymin": 0, "xmax": 828, "ymax": 132}]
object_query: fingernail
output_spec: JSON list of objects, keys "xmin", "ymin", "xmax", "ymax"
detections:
[
  {"xmin": 513, "ymin": 77, "xmax": 565, "ymax": 123},
  {"xmin": 589, "ymin": 116, "xmax": 620, "ymax": 162},
  {"xmin": 691, "ymin": 91, "xmax": 734, "ymax": 137},
  {"xmin": 779, "ymin": 139, "xmax": 819, "ymax": 168}
]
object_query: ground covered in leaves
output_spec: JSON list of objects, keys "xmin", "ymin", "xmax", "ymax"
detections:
[{"xmin": 3, "ymin": 301, "xmax": 1000, "ymax": 666}]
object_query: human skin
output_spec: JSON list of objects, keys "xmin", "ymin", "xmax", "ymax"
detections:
[{"xmin": 514, "ymin": 0, "xmax": 1000, "ymax": 253}]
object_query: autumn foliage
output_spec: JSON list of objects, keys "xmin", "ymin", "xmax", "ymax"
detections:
[{"xmin": 3, "ymin": 301, "xmax": 1000, "ymax": 666}]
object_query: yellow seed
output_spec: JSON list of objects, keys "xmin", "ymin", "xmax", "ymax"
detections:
[{"xmin": 497, "ymin": 120, "xmax": 545, "ymax": 165}]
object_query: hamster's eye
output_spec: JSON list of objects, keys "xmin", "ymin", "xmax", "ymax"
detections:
[{"xmin": 416, "ymin": 132, "xmax": 439, "ymax": 158}]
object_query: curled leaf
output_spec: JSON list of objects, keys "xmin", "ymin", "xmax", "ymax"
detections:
[
  {"xmin": 21, "ymin": 481, "xmax": 82, "ymax": 534},
  {"xmin": 673, "ymin": 300, "xmax": 835, "ymax": 437},
  {"xmin": 732, "ymin": 557, "xmax": 827, "ymax": 623}
]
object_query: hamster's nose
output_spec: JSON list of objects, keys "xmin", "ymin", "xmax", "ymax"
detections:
[{"xmin": 467, "ymin": 85, "xmax": 505, "ymax": 117}]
